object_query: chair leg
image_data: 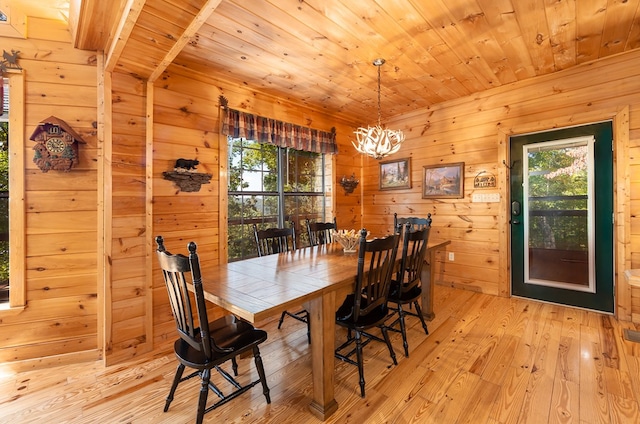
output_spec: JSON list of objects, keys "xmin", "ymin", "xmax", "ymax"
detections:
[
  {"xmin": 196, "ymin": 369, "xmax": 211, "ymax": 424},
  {"xmin": 231, "ymin": 357, "xmax": 239, "ymax": 376},
  {"xmin": 277, "ymin": 311, "xmax": 287, "ymax": 329},
  {"xmin": 413, "ymin": 301, "xmax": 429, "ymax": 335},
  {"xmin": 397, "ymin": 305, "xmax": 410, "ymax": 357},
  {"xmin": 381, "ymin": 325, "xmax": 398, "ymax": 366},
  {"xmin": 355, "ymin": 331, "xmax": 365, "ymax": 397},
  {"xmin": 253, "ymin": 346, "xmax": 271, "ymax": 403},
  {"xmin": 306, "ymin": 319, "xmax": 311, "ymax": 344},
  {"xmin": 164, "ymin": 363, "xmax": 185, "ymax": 412}
]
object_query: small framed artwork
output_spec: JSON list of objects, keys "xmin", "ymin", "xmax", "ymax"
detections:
[
  {"xmin": 379, "ymin": 157, "xmax": 411, "ymax": 190},
  {"xmin": 422, "ymin": 162, "xmax": 465, "ymax": 199}
]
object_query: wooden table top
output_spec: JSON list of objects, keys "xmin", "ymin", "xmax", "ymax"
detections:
[
  {"xmin": 199, "ymin": 240, "xmax": 451, "ymax": 324},
  {"xmin": 199, "ymin": 243, "xmax": 357, "ymax": 323}
]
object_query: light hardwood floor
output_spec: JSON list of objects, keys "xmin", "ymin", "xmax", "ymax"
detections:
[{"xmin": 1, "ymin": 284, "xmax": 640, "ymax": 423}]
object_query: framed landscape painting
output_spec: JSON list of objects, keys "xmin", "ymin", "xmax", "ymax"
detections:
[
  {"xmin": 422, "ymin": 162, "xmax": 464, "ymax": 198},
  {"xmin": 379, "ymin": 158, "xmax": 411, "ymax": 190}
]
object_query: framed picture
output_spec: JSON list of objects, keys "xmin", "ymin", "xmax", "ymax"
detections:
[
  {"xmin": 379, "ymin": 157, "xmax": 411, "ymax": 190},
  {"xmin": 422, "ymin": 162, "xmax": 464, "ymax": 199}
]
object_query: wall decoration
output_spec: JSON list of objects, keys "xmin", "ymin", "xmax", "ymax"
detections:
[
  {"xmin": 422, "ymin": 162, "xmax": 465, "ymax": 199},
  {"xmin": 473, "ymin": 171, "xmax": 496, "ymax": 188},
  {"xmin": 30, "ymin": 116, "xmax": 85, "ymax": 172},
  {"xmin": 163, "ymin": 158, "xmax": 212, "ymax": 192},
  {"xmin": 0, "ymin": 49, "xmax": 21, "ymax": 74},
  {"xmin": 339, "ymin": 174, "xmax": 359, "ymax": 194},
  {"xmin": 379, "ymin": 157, "xmax": 411, "ymax": 190}
]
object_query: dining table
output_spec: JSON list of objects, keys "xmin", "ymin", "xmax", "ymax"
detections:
[{"xmin": 197, "ymin": 239, "xmax": 450, "ymax": 420}]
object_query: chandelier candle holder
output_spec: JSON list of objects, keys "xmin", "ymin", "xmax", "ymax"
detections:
[
  {"xmin": 339, "ymin": 174, "xmax": 360, "ymax": 194},
  {"xmin": 352, "ymin": 58, "xmax": 405, "ymax": 160}
]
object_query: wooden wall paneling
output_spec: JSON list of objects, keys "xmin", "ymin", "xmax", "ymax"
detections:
[
  {"xmin": 498, "ymin": 132, "xmax": 510, "ymax": 297},
  {"xmin": 164, "ymin": 63, "xmax": 356, "ymax": 131},
  {"xmin": 615, "ymin": 106, "xmax": 631, "ymax": 320},
  {"xmin": 27, "ymin": 273, "xmax": 97, "ymax": 301},
  {"xmin": 145, "ymin": 80, "xmax": 155, "ymax": 353},
  {"xmin": 377, "ymin": 51, "xmax": 640, "ymax": 311},
  {"xmin": 25, "ymin": 81, "xmax": 96, "ymax": 108},
  {"xmin": 25, "ymin": 211, "xmax": 96, "ymax": 235},
  {"xmin": 151, "ymin": 75, "xmax": 221, "ymax": 349},
  {"xmin": 7, "ymin": 71, "xmax": 25, "ymax": 310},
  {"xmin": 97, "ymin": 52, "xmax": 109, "ymax": 366},
  {"xmin": 106, "ymin": 71, "xmax": 150, "ymax": 364}
]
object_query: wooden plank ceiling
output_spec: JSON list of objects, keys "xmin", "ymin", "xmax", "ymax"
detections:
[{"xmin": 68, "ymin": 0, "xmax": 640, "ymax": 123}]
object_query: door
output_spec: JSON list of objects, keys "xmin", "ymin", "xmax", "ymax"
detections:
[{"xmin": 510, "ymin": 122, "xmax": 614, "ymax": 313}]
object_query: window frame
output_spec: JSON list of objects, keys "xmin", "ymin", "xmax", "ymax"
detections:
[
  {"xmin": 227, "ymin": 137, "xmax": 330, "ymax": 261},
  {"xmin": 0, "ymin": 70, "xmax": 25, "ymax": 312}
]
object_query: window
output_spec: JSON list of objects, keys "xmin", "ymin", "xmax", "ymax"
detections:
[
  {"xmin": 0, "ymin": 78, "xmax": 7, "ymax": 303},
  {"xmin": 227, "ymin": 138, "xmax": 331, "ymax": 261},
  {"xmin": 0, "ymin": 71, "xmax": 25, "ymax": 310}
]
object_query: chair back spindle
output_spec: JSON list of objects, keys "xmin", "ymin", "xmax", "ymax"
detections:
[
  {"xmin": 393, "ymin": 212, "xmax": 432, "ymax": 238},
  {"xmin": 253, "ymin": 222, "xmax": 296, "ymax": 256},
  {"xmin": 353, "ymin": 229, "xmax": 400, "ymax": 322},
  {"xmin": 306, "ymin": 217, "xmax": 337, "ymax": 246}
]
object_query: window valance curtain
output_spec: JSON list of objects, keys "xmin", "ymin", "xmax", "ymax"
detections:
[{"xmin": 222, "ymin": 107, "xmax": 338, "ymax": 155}]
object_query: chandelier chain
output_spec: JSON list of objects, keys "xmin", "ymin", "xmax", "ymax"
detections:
[{"xmin": 377, "ymin": 63, "xmax": 382, "ymax": 127}]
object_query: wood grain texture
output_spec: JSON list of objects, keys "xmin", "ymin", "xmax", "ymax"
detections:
[{"xmin": 1, "ymin": 284, "xmax": 637, "ymax": 423}]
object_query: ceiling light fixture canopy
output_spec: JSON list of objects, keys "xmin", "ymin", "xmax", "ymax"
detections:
[{"xmin": 352, "ymin": 58, "xmax": 405, "ymax": 160}]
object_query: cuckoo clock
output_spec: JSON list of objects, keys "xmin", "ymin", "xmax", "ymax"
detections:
[{"xmin": 30, "ymin": 116, "xmax": 85, "ymax": 172}]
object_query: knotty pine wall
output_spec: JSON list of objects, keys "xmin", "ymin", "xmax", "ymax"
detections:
[
  {"xmin": 370, "ymin": 48, "xmax": 640, "ymax": 321},
  {"xmin": 4, "ymin": 13, "xmax": 640, "ymax": 371},
  {"xmin": 106, "ymin": 72, "xmax": 151, "ymax": 364},
  {"xmin": 0, "ymin": 17, "xmax": 99, "ymax": 368},
  {"xmin": 147, "ymin": 64, "xmax": 361, "ymax": 356}
]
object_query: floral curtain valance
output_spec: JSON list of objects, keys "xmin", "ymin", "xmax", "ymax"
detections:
[{"xmin": 222, "ymin": 107, "xmax": 338, "ymax": 155}]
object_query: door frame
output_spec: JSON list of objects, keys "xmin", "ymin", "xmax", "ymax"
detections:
[{"xmin": 497, "ymin": 106, "xmax": 630, "ymax": 320}]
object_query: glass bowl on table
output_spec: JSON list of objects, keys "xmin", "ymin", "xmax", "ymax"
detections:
[{"xmin": 332, "ymin": 229, "xmax": 368, "ymax": 253}]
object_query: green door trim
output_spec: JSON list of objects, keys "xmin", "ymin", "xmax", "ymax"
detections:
[{"xmin": 509, "ymin": 121, "xmax": 614, "ymax": 313}]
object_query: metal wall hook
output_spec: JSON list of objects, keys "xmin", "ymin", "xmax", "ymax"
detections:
[{"xmin": 502, "ymin": 160, "xmax": 514, "ymax": 169}]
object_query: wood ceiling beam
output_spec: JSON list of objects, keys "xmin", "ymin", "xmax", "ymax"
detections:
[
  {"xmin": 105, "ymin": 0, "xmax": 147, "ymax": 73},
  {"xmin": 147, "ymin": 0, "xmax": 223, "ymax": 83}
]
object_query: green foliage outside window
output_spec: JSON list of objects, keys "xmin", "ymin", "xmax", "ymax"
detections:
[
  {"xmin": 527, "ymin": 145, "xmax": 588, "ymax": 251},
  {"xmin": 0, "ymin": 121, "xmax": 8, "ymax": 289},
  {"xmin": 228, "ymin": 138, "xmax": 326, "ymax": 261}
]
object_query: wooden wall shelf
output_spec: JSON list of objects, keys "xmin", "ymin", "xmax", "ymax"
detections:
[{"xmin": 162, "ymin": 171, "xmax": 212, "ymax": 192}]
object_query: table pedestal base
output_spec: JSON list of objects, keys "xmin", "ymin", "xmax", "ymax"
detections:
[{"xmin": 309, "ymin": 399, "xmax": 339, "ymax": 420}]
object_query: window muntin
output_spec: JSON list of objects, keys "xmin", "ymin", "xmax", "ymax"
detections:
[{"xmin": 228, "ymin": 137, "xmax": 329, "ymax": 261}]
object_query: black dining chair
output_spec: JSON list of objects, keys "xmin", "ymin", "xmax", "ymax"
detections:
[
  {"xmin": 253, "ymin": 223, "xmax": 310, "ymax": 342},
  {"xmin": 253, "ymin": 222, "xmax": 296, "ymax": 256},
  {"xmin": 334, "ymin": 229, "xmax": 400, "ymax": 397},
  {"xmin": 155, "ymin": 236, "xmax": 270, "ymax": 424},
  {"xmin": 276, "ymin": 218, "xmax": 337, "ymax": 343},
  {"xmin": 393, "ymin": 212, "xmax": 432, "ymax": 236},
  {"xmin": 387, "ymin": 222, "xmax": 431, "ymax": 357},
  {"xmin": 305, "ymin": 217, "xmax": 337, "ymax": 247}
]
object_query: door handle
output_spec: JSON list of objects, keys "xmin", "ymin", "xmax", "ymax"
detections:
[{"xmin": 511, "ymin": 201, "xmax": 521, "ymax": 225}]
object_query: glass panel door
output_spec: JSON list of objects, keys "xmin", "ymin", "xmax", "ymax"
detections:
[
  {"xmin": 524, "ymin": 138, "xmax": 594, "ymax": 292},
  {"xmin": 510, "ymin": 122, "xmax": 614, "ymax": 313}
]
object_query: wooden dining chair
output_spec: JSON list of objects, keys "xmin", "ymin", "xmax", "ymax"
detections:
[
  {"xmin": 253, "ymin": 223, "xmax": 310, "ymax": 342},
  {"xmin": 387, "ymin": 222, "xmax": 431, "ymax": 357},
  {"xmin": 393, "ymin": 212, "xmax": 432, "ymax": 236},
  {"xmin": 305, "ymin": 217, "xmax": 337, "ymax": 247},
  {"xmin": 155, "ymin": 236, "xmax": 271, "ymax": 424},
  {"xmin": 335, "ymin": 229, "xmax": 400, "ymax": 397},
  {"xmin": 253, "ymin": 222, "xmax": 296, "ymax": 256}
]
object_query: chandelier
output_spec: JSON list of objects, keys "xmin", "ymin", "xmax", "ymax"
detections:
[{"xmin": 352, "ymin": 58, "xmax": 405, "ymax": 160}]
